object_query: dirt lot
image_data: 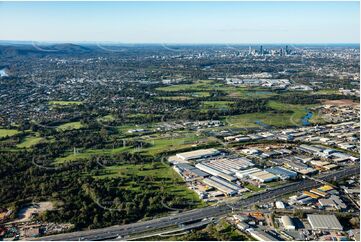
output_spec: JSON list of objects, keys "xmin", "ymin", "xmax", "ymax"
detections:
[
  {"xmin": 322, "ymin": 99, "xmax": 359, "ymax": 106},
  {"xmin": 16, "ymin": 202, "xmax": 54, "ymax": 222}
]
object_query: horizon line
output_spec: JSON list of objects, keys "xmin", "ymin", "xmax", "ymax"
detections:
[{"xmin": 0, "ymin": 40, "xmax": 360, "ymax": 46}]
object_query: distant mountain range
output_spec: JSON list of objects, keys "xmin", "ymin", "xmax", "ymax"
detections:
[
  {"xmin": 0, "ymin": 42, "xmax": 359, "ymax": 58},
  {"xmin": 0, "ymin": 43, "xmax": 95, "ymax": 57}
]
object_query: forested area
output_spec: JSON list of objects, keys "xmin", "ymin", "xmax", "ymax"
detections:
[{"xmin": 0, "ymin": 149, "xmax": 195, "ymax": 229}]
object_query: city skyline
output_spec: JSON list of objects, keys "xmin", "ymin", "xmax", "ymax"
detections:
[{"xmin": 0, "ymin": 1, "xmax": 359, "ymax": 44}]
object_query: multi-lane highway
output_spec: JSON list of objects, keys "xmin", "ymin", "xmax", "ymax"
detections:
[{"xmin": 38, "ymin": 165, "xmax": 359, "ymax": 241}]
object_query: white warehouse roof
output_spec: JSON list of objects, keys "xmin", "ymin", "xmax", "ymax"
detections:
[
  {"xmin": 176, "ymin": 148, "xmax": 220, "ymax": 160},
  {"xmin": 307, "ymin": 215, "xmax": 343, "ymax": 231},
  {"xmin": 281, "ymin": 216, "xmax": 295, "ymax": 230},
  {"xmin": 203, "ymin": 178, "xmax": 237, "ymax": 196},
  {"xmin": 196, "ymin": 163, "xmax": 236, "ymax": 182}
]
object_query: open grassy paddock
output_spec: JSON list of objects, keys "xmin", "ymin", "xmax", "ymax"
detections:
[
  {"xmin": 201, "ymin": 101, "xmax": 235, "ymax": 109},
  {"xmin": 56, "ymin": 121, "xmax": 84, "ymax": 131},
  {"xmin": 267, "ymin": 101, "xmax": 323, "ymax": 124},
  {"xmin": 225, "ymin": 100, "xmax": 324, "ymax": 128},
  {"xmin": 225, "ymin": 112, "xmax": 294, "ymax": 128},
  {"xmin": 135, "ymin": 132, "xmax": 208, "ymax": 156},
  {"xmin": 49, "ymin": 100, "xmax": 83, "ymax": 106},
  {"xmin": 155, "ymin": 96, "xmax": 194, "ymax": 100},
  {"xmin": 16, "ymin": 136, "xmax": 43, "ymax": 148},
  {"xmin": 155, "ymin": 79, "xmax": 288, "ymax": 100},
  {"xmin": 54, "ymin": 146, "xmax": 131, "ymax": 164},
  {"xmin": 0, "ymin": 128, "xmax": 20, "ymax": 138},
  {"xmin": 93, "ymin": 161, "xmax": 202, "ymax": 205},
  {"xmin": 156, "ymin": 80, "xmax": 216, "ymax": 92},
  {"xmin": 97, "ymin": 114, "xmax": 116, "ymax": 122}
]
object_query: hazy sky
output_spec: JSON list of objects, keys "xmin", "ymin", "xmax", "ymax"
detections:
[{"xmin": 0, "ymin": 1, "xmax": 359, "ymax": 43}]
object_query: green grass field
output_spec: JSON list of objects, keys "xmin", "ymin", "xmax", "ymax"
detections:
[
  {"xmin": 201, "ymin": 101, "xmax": 234, "ymax": 109},
  {"xmin": 137, "ymin": 133, "xmax": 202, "ymax": 156},
  {"xmin": 49, "ymin": 100, "xmax": 83, "ymax": 106},
  {"xmin": 155, "ymin": 92, "xmax": 211, "ymax": 100},
  {"xmin": 0, "ymin": 129, "xmax": 20, "ymax": 138},
  {"xmin": 54, "ymin": 146, "xmax": 131, "ymax": 164},
  {"xmin": 155, "ymin": 96, "xmax": 194, "ymax": 100},
  {"xmin": 55, "ymin": 131, "xmax": 211, "ymax": 162},
  {"xmin": 116, "ymin": 124, "xmax": 150, "ymax": 135},
  {"xmin": 97, "ymin": 114, "xmax": 116, "ymax": 122},
  {"xmin": 226, "ymin": 112, "xmax": 293, "ymax": 128},
  {"xmin": 312, "ymin": 89, "xmax": 340, "ymax": 95},
  {"xmin": 156, "ymin": 79, "xmax": 283, "ymax": 100},
  {"xmin": 189, "ymin": 91, "xmax": 211, "ymax": 97},
  {"xmin": 156, "ymin": 80, "xmax": 237, "ymax": 95},
  {"xmin": 245, "ymin": 184, "xmax": 265, "ymax": 192},
  {"xmin": 156, "ymin": 80, "xmax": 214, "ymax": 92},
  {"xmin": 225, "ymin": 101, "xmax": 323, "ymax": 128},
  {"xmin": 243, "ymin": 90, "xmax": 277, "ymax": 98},
  {"xmin": 94, "ymin": 162, "xmax": 202, "ymax": 203},
  {"xmin": 267, "ymin": 101, "xmax": 323, "ymax": 124},
  {"xmin": 16, "ymin": 136, "xmax": 43, "ymax": 148},
  {"xmin": 128, "ymin": 113, "xmax": 162, "ymax": 119},
  {"xmin": 56, "ymin": 121, "xmax": 84, "ymax": 131},
  {"xmin": 268, "ymin": 101, "xmax": 310, "ymax": 124}
]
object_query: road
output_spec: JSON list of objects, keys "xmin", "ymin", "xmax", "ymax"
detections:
[
  {"xmin": 38, "ymin": 165, "xmax": 359, "ymax": 241},
  {"xmin": 121, "ymin": 217, "xmax": 213, "ymax": 241}
]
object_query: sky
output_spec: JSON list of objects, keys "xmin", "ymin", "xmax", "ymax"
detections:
[{"xmin": 0, "ymin": 1, "xmax": 359, "ymax": 44}]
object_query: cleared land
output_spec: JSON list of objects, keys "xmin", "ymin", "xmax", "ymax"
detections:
[
  {"xmin": 245, "ymin": 184, "xmax": 264, "ymax": 192},
  {"xmin": 156, "ymin": 80, "xmax": 216, "ymax": 92},
  {"xmin": 15, "ymin": 202, "xmax": 54, "ymax": 222},
  {"xmin": 0, "ymin": 129, "xmax": 20, "ymax": 138},
  {"xmin": 128, "ymin": 113, "xmax": 162, "ymax": 119},
  {"xmin": 155, "ymin": 96, "xmax": 194, "ymax": 100},
  {"xmin": 117, "ymin": 124, "xmax": 151, "ymax": 135},
  {"xmin": 54, "ymin": 131, "xmax": 213, "ymax": 162},
  {"xmin": 323, "ymin": 99, "xmax": 359, "ymax": 106},
  {"xmin": 156, "ymin": 80, "xmax": 236, "ymax": 96},
  {"xmin": 225, "ymin": 101, "xmax": 323, "ymax": 128},
  {"xmin": 201, "ymin": 101, "xmax": 234, "ymax": 109},
  {"xmin": 97, "ymin": 114, "xmax": 116, "ymax": 122},
  {"xmin": 268, "ymin": 101, "xmax": 323, "ymax": 124},
  {"xmin": 190, "ymin": 91, "xmax": 211, "ymax": 97},
  {"xmin": 156, "ymin": 79, "xmax": 281, "ymax": 100},
  {"xmin": 56, "ymin": 121, "xmax": 84, "ymax": 131},
  {"xmin": 136, "ymin": 133, "xmax": 215, "ymax": 156},
  {"xmin": 226, "ymin": 112, "xmax": 293, "ymax": 128},
  {"xmin": 54, "ymin": 146, "xmax": 131, "ymax": 164},
  {"xmin": 16, "ymin": 136, "xmax": 43, "ymax": 148},
  {"xmin": 94, "ymin": 162, "xmax": 202, "ymax": 204},
  {"xmin": 312, "ymin": 89, "xmax": 340, "ymax": 95},
  {"xmin": 49, "ymin": 101, "xmax": 83, "ymax": 106}
]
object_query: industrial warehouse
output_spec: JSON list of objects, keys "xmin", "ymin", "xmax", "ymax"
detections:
[
  {"xmin": 165, "ymin": 124, "xmax": 359, "ymax": 240},
  {"xmin": 171, "ymin": 148, "xmax": 303, "ymax": 200},
  {"xmin": 307, "ymin": 215, "xmax": 343, "ymax": 231},
  {"xmin": 170, "ymin": 140, "xmax": 359, "ymax": 205}
]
